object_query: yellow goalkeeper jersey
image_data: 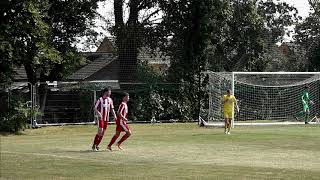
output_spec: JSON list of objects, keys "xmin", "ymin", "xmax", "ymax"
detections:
[{"xmin": 223, "ymin": 95, "xmax": 237, "ymax": 112}]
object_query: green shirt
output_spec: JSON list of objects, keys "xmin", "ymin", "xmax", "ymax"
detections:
[{"xmin": 301, "ymin": 91, "xmax": 309, "ymax": 105}]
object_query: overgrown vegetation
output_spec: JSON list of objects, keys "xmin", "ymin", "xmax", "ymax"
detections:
[
  {"xmin": 131, "ymin": 61, "xmax": 191, "ymax": 121},
  {"xmin": 0, "ymin": 99, "xmax": 32, "ymax": 133}
]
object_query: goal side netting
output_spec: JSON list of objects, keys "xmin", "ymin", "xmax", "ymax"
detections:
[{"xmin": 200, "ymin": 72, "xmax": 320, "ymax": 126}]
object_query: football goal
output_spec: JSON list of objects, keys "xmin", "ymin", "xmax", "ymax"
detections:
[{"xmin": 200, "ymin": 72, "xmax": 320, "ymax": 127}]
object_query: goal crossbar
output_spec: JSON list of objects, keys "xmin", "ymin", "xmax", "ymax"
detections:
[
  {"xmin": 232, "ymin": 72, "xmax": 320, "ymax": 75},
  {"xmin": 201, "ymin": 71, "xmax": 320, "ymax": 75}
]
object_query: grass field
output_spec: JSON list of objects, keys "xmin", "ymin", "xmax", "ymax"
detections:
[{"xmin": 1, "ymin": 123, "xmax": 320, "ymax": 180}]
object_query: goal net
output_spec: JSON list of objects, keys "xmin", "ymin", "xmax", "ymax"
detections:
[{"xmin": 200, "ymin": 72, "xmax": 320, "ymax": 126}]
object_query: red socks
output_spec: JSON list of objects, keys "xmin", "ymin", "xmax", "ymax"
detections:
[
  {"xmin": 117, "ymin": 134, "xmax": 129, "ymax": 145},
  {"xmin": 93, "ymin": 134, "xmax": 103, "ymax": 146},
  {"xmin": 95, "ymin": 133, "xmax": 130, "ymax": 148},
  {"xmin": 93, "ymin": 134, "xmax": 99, "ymax": 145},
  {"xmin": 108, "ymin": 135, "xmax": 119, "ymax": 147}
]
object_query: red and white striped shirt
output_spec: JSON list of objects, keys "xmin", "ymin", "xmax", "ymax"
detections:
[
  {"xmin": 117, "ymin": 102, "xmax": 128, "ymax": 121},
  {"xmin": 95, "ymin": 97, "xmax": 114, "ymax": 122}
]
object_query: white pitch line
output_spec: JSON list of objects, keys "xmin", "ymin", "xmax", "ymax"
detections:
[{"xmin": 203, "ymin": 121, "xmax": 318, "ymax": 127}]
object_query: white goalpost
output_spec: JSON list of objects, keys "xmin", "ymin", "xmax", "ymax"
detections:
[{"xmin": 200, "ymin": 71, "xmax": 320, "ymax": 127}]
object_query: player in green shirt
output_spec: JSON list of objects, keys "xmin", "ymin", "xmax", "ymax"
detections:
[{"xmin": 296, "ymin": 86, "xmax": 314, "ymax": 124}]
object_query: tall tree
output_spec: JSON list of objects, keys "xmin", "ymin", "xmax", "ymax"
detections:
[
  {"xmin": 257, "ymin": 0, "xmax": 300, "ymax": 43},
  {"xmin": 208, "ymin": 0, "xmax": 265, "ymax": 71},
  {"xmin": 0, "ymin": 1, "xmax": 15, "ymax": 85},
  {"xmin": 256, "ymin": 0, "xmax": 303, "ymax": 72},
  {"xmin": 295, "ymin": 0, "xmax": 320, "ymax": 71},
  {"xmin": 0, "ymin": 0, "xmax": 101, "ymax": 84},
  {"xmin": 0, "ymin": 0, "xmax": 62, "ymax": 84},
  {"xmin": 157, "ymin": 0, "xmax": 230, "ymax": 118},
  {"xmin": 45, "ymin": 0, "xmax": 101, "ymax": 81},
  {"xmin": 212, "ymin": 0, "xmax": 300, "ymax": 72},
  {"xmin": 1, "ymin": 0, "xmax": 102, "ymax": 122},
  {"xmin": 112, "ymin": 0, "xmax": 160, "ymax": 83}
]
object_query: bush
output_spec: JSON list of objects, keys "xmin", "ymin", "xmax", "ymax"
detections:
[
  {"xmin": 0, "ymin": 101, "xmax": 31, "ymax": 133},
  {"xmin": 133, "ymin": 89, "xmax": 164, "ymax": 121},
  {"xmin": 132, "ymin": 61, "xmax": 195, "ymax": 122},
  {"xmin": 132, "ymin": 86, "xmax": 194, "ymax": 122}
]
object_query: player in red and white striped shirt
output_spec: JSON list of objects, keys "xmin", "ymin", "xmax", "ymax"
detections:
[
  {"xmin": 91, "ymin": 87, "xmax": 116, "ymax": 151},
  {"xmin": 107, "ymin": 92, "xmax": 131, "ymax": 151}
]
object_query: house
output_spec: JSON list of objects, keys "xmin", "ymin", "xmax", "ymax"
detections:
[
  {"xmin": 12, "ymin": 37, "xmax": 170, "ymax": 84},
  {"xmin": 8, "ymin": 37, "xmax": 171, "ymax": 124},
  {"xmin": 279, "ymin": 42, "xmax": 299, "ymax": 57},
  {"xmin": 67, "ymin": 37, "xmax": 170, "ymax": 81}
]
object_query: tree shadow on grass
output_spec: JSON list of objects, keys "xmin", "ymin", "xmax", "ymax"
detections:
[{"xmin": 0, "ymin": 131, "xmax": 26, "ymax": 136}]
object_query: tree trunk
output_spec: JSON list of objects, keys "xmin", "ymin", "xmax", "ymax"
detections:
[
  {"xmin": 24, "ymin": 63, "xmax": 37, "ymax": 85},
  {"xmin": 114, "ymin": 0, "xmax": 139, "ymax": 84}
]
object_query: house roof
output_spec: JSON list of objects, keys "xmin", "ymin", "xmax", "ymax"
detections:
[
  {"xmin": 96, "ymin": 37, "xmax": 170, "ymax": 65},
  {"xmin": 67, "ymin": 53, "xmax": 115, "ymax": 81},
  {"xmin": 14, "ymin": 66, "xmax": 28, "ymax": 81},
  {"xmin": 96, "ymin": 37, "xmax": 116, "ymax": 53},
  {"xmin": 10, "ymin": 37, "xmax": 170, "ymax": 84},
  {"xmin": 68, "ymin": 38, "xmax": 171, "ymax": 82}
]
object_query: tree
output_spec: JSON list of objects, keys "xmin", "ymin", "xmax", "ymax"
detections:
[
  {"xmin": 0, "ymin": 37, "xmax": 14, "ymax": 85},
  {"xmin": 0, "ymin": 0, "xmax": 102, "ymax": 127},
  {"xmin": 0, "ymin": 0, "xmax": 14, "ymax": 85},
  {"xmin": 211, "ymin": 0, "xmax": 265, "ymax": 71},
  {"xmin": 155, "ymin": 0, "xmax": 302, "ymax": 118},
  {"xmin": 44, "ymin": 0, "xmax": 101, "ymax": 81},
  {"xmin": 208, "ymin": 0, "xmax": 301, "ymax": 72},
  {"xmin": 0, "ymin": 0, "xmax": 101, "ymax": 84},
  {"xmin": 156, "ymin": 0, "xmax": 231, "ymax": 119},
  {"xmin": 112, "ymin": 0, "xmax": 161, "ymax": 83},
  {"xmin": 0, "ymin": 0, "xmax": 62, "ymax": 85},
  {"xmin": 257, "ymin": 0, "xmax": 300, "ymax": 43},
  {"xmin": 263, "ymin": 43, "xmax": 306, "ymax": 71},
  {"xmin": 295, "ymin": 0, "xmax": 320, "ymax": 71},
  {"xmin": 256, "ymin": 0, "xmax": 304, "ymax": 72}
]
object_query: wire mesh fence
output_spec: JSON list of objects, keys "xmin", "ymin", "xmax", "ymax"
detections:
[{"xmin": 1, "ymin": 81, "xmax": 193, "ymax": 126}]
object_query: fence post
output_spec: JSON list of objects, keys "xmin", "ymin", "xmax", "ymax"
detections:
[{"xmin": 93, "ymin": 90, "xmax": 96, "ymax": 123}]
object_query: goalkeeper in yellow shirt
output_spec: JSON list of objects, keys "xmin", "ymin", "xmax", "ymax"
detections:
[{"xmin": 223, "ymin": 89, "xmax": 239, "ymax": 134}]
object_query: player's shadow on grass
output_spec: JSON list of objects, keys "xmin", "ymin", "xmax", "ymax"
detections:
[
  {"xmin": 63, "ymin": 149, "xmax": 116, "ymax": 153},
  {"xmin": 192, "ymin": 133, "xmax": 222, "ymax": 137}
]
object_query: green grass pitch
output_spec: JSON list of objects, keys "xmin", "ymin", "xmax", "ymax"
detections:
[{"xmin": 1, "ymin": 123, "xmax": 320, "ymax": 180}]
